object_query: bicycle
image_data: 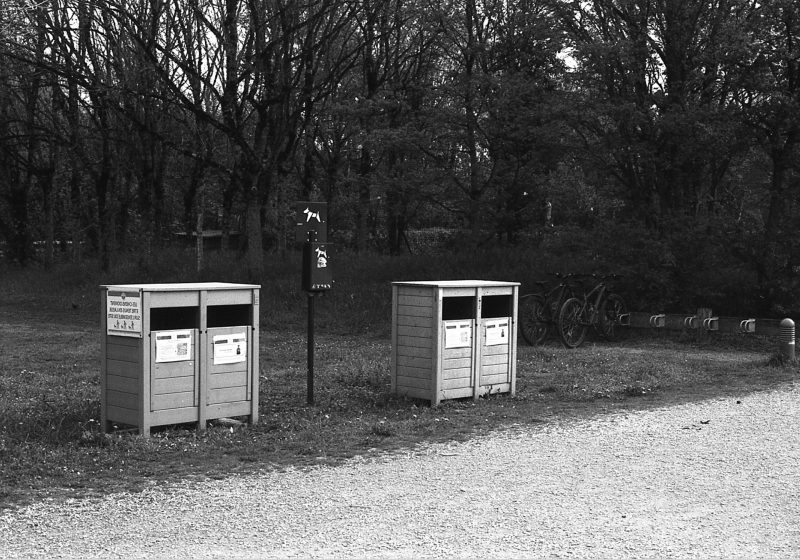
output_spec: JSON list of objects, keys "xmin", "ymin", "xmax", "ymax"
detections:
[
  {"xmin": 519, "ymin": 273, "xmax": 585, "ymax": 346},
  {"xmin": 557, "ymin": 275, "xmax": 627, "ymax": 348}
]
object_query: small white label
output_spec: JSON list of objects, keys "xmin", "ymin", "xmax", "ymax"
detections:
[
  {"xmin": 444, "ymin": 321, "xmax": 472, "ymax": 349},
  {"xmin": 213, "ymin": 332, "xmax": 247, "ymax": 365},
  {"xmin": 485, "ymin": 319, "xmax": 509, "ymax": 346},
  {"xmin": 155, "ymin": 330, "xmax": 193, "ymax": 363}
]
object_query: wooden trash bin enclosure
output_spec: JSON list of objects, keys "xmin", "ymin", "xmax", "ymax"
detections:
[
  {"xmin": 100, "ymin": 282, "xmax": 260, "ymax": 437},
  {"xmin": 391, "ymin": 280, "xmax": 519, "ymax": 404}
]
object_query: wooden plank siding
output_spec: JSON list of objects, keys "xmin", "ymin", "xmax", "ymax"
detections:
[
  {"xmin": 395, "ymin": 375, "xmax": 430, "ymax": 390},
  {"xmin": 106, "ymin": 390, "xmax": 138, "ymax": 410},
  {"xmin": 395, "ymin": 314, "xmax": 433, "ymax": 328},
  {"xmin": 206, "ymin": 401, "xmax": 252, "ymax": 420},
  {"xmin": 393, "ymin": 285, "xmax": 435, "ymax": 398},
  {"xmin": 205, "ymin": 326, "xmax": 251, "ymax": 408},
  {"xmin": 106, "ymin": 340, "xmax": 140, "ymax": 363},
  {"xmin": 481, "ymin": 374, "xmax": 511, "ymax": 386},
  {"xmin": 152, "ymin": 376, "xmax": 195, "ymax": 396},
  {"xmin": 394, "ymin": 364, "xmax": 432, "ymax": 380},
  {"xmin": 106, "ymin": 359, "xmax": 139, "ymax": 378},
  {"xmin": 440, "ymin": 387, "xmax": 475, "ymax": 400},
  {"xmin": 149, "ymin": 332, "xmax": 198, "ymax": 412},
  {"xmin": 391, "ymin": 281, "xmax": 518, "ymax": 404},
  {"xmin": 481, "ymin": 352, "xmax": 509, "ymax": 366},
  {"xmin": 106, "ymin": 406, "xmax": 139, "ymax": 426},
  {"xmin": 104, "ymin": 335, "xmax": 142, "ymax": 421},
  {"xmin": 150, "ymin": 407, "xmax": 198, "ymax": 425},
  {"xmin": 479, "ymin": 335, "xmax": 511, "ymax": 386},
  {"xmin": 101, "ymin": 284, "xmax": 259, "ymax": 436},
  {"xmin": 107, "ymin": 374, "xmax": 138, "ymax": 394},
  {"xmin": 151, "ymin": 392, "xmax": 195, "ymax": 410},
  {"xmin": 397, "ymin": 295, "xmax": 434, "ymax": 311},
  {"xmin": 208, "ymin": 370, "xmax": 248, "ymax": 404},
  {"xmin": 209, "ymin": 386, "xmax": 247, "ymax": 404},
  {"xmin": 442, "ymin": 344, "xmax": 473, "ymax": 390}
]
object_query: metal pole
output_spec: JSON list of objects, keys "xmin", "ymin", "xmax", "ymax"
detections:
[{"xmin": 307, "ymin": 292, "xmax": 315, "ymax": 405}]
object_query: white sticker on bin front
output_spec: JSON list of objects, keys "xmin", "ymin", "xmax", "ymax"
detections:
[
  {"xmin": 485, "ymin": 319, "xmax": 509, "ymax": 346},
  {"xmin": 213, "ymin": 333, "xmax": 247, "ymax": 365},
  {"xmin": 155, "ymin": 330, "xmax": 193, "ymax": 363},
  {"xmin": 444, "ymin": 321, "xmax": 472, "ymax": 349}
]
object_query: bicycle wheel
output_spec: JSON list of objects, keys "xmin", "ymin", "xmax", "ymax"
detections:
[
  {"xmin": 598, "ymin": 293, "xmax": 627, "ymax": 341},
  {"xmin": 519, "ymin": 295, "xmax": 549, "ymax": 346},
  {"xmin": 558, "ymin": 297, "xmax": 587, "ymax": 348}
]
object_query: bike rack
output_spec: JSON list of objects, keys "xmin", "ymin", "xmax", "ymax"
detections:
[
  {"xmin": 739, "ymin": 319, "xmax": 756, "ymax": 333},
  {"xmin": 620, "ymin": 312, "xmax": 765, "ymax": 335},
  {"xmin": 602, "ymin": 308, "xmax": 791, "ymax": 363}
]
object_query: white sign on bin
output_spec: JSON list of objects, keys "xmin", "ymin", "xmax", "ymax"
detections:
[
  {"xmin": 213, "ymin": 332, "xmax": 247, "ymax": 365},
  {"xmin": 444, "ymin": 321, "xmax": 472, "ymax": 349},
  {"xmin": 106, "ymin": 290, "xmax": 142, "ymax": 337},
  {"xmin": 485, "ymin": 318, "xmax": 509, "ymax": 346},
  {"xmin": 155, "ymin": 330, "xmax": 193, "ymax": 363}
]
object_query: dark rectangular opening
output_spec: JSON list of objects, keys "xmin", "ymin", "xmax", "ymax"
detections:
[
  {"xmin": 207, "ymin": 304, "xmax": 252, "ymax": 328},
  {"xmin": 150, "ymin": 307, "xmax": 199, "ymax": 331},
  {"xmin": 442, "ymin": 296, "xmax": 474, "ymax": 321},
  {"xmin": 482, "ymin": 295, "xmax": 512, "ymax": 318}
]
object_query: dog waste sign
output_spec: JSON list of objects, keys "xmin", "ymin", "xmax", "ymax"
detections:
[
  {"xmin": 295, "ymin": 201, "xmax": 327, "ymax": 242},
  {"xmin": 106, "ymin": 290, "xmax": 142, "ymax": 337}
]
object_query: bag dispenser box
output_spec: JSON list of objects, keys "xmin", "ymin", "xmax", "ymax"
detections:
[
  {"xmin": 100, "ymin": 282, "xmax": 260, "ymax": 437},
  {"xmin": 391, "ymin": 280, "xmax": 519, "ymax": 404}
]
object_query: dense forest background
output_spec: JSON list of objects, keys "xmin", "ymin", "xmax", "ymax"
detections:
[{"xmin": 1, "ymin": 0, "xmax": 799, "ymax": 316}]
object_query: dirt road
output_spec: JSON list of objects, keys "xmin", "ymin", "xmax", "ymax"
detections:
[{"xmin": 2, "ymin": 383, "xmax": 799, "ymax": 558}]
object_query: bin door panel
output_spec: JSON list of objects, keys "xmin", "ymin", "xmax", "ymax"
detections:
[
  {"xmin": 441, "ymin": 321, "xmax": 474, "ymax": 390},
  {"xmin": 480, "ymin": 319, "xmax": 512, "ymax": 386},
  {"xmin": 208, "ymin": 370, "xmax": 248, "ymax": 403},
  {"xmin": 150, "ymin": 329, "xmax": 199, "ymax": 412},
  {"xmin": 207, "ymin": 327, "xmax": 251, "ymax": 404}
]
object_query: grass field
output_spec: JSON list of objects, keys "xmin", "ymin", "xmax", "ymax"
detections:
[{"xmin": 1, "ymin": 250, "xmax": 797, "ymax": 510}]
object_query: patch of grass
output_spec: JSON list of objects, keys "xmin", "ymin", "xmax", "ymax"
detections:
[
  {"xmin": 2, "ymin": 318, "xmax": 796, "ymax": 510},
  {"xmin": 1, "ymin": 253, "xmax": 799, "ymax": 510}
]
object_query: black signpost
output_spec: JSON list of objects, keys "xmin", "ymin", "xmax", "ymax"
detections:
[
  {"xmin": 296, "ymin": 201, "xmax": 331, "ymax": 406},
  {"xmin": 295, "ymin": 201, "xmax": 328, "ymax": 243}
]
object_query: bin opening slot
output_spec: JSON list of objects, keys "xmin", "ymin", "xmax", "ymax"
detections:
[
  {"xmin": 442, "ymin": 296, "xmax": 474, "ymax": 321},
  {"xmin": 207, "ymin": 304, "xmax": 252, "ymax": 328},
  {"xmin": 150, "ymin": 307, "xmax": 199, "ymax": 331},
  {"xmin": 481, "ymin": 295, "xmax": 512, "ymax": 318}
]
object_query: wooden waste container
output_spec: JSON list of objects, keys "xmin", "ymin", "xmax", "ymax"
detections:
[
  {"xmin": 100, "ymin": 282, "xmax": 260, "ymax": 436},
  {"xmin": 391, "ymin": 280, "xmax": 519, "ymax": 404}
]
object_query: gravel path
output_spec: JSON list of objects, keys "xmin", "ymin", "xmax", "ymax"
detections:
[{"xmin": 2, "ymin": 384, "xmax": 799, "ymax": 558}]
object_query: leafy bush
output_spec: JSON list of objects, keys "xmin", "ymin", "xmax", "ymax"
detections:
[{"xmin": 1, "ymin": 217, "xmax": 786, "ymax": 336}]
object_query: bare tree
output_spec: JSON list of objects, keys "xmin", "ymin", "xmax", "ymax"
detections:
[{"xmin": 103, "ymin": 0, "xmax": 359, "ymax": 277}]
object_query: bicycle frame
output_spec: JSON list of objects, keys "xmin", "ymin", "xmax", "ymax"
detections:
[
  {"xmin": 539, "ymin": 274, "xmax": 584, "ymax": 319},
  {"xmin": 575, "ymin": 281, "xmax": 609, "ymax": 325},
  {"xmin": 556, "ymin": 274, "xmax": 627, "ymax": 348}
]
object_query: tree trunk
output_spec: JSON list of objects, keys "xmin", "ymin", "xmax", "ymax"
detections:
[
  {"xmin": 245, "ymin": 187, "xmax": 264, "ymax": 280},
  {"xmin": 196, "ymin": 179, "xmax": 205, "ymax": 274},
  {"xmin": 356, "ymin": 148, "xmax": 372, "ymax": 253}
]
